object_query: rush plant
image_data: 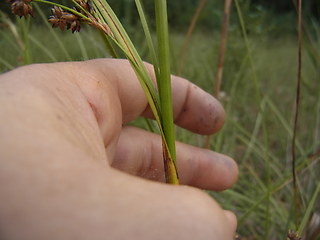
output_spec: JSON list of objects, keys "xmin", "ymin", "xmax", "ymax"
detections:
[{"xmin": 6, "ymin": 0, "xmax": 179, "ymax": 184}]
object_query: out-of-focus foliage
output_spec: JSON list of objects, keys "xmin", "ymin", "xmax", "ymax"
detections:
[{"xmin": 1, "ymin": 0, "xmax": 319, "ymax": 34}]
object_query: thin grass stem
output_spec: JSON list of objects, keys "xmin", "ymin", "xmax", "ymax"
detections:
[
  {"xmin": 297, "ymin": 182, "xmax": 320, "ymax": 236},
  {"xmin": 155, "ymin": 0, "xmax": 179, "ymax": 184},
  {"xmin": 19, "ymin": 17, "xmax": 32, "ymax": 65},
  {"xmin": 176, "ymin": 0, "xmax": 207, "ymax": 75},
  {"xmin": 291, "ymin": 0, "xmax": 303, "ymax": 228},
  {"xmin": 214, "ymin": 0, "xmax": 232, "ymax": 98},
  {"xmin": 134, "ymin": 0, "xmax": 160, "ymax": 82}
]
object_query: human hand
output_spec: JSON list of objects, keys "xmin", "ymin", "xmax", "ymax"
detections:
[{"xmin": 0, "ymin": 59, "xmax": 238, "ymax": 240}]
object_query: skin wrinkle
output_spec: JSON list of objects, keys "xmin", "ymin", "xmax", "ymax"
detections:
[
  {"xmin": 52, "ymin": 69, "xmax": 108, "ymax": 162},
  {"xmin": 68, "ymin": 62, "xmax": 122, "ymax": 163},
  {"xmin": 25, "ymin": 62, "xmax": 110, "ymax": 164}
]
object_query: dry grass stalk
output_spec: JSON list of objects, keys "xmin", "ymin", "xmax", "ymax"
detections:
[
  {"xmin": 291, "ymin": 0, "xmax": 302, "ymax": 227},
  {"xmin": 213, "ymin": 0, "xmax": 232, "ymax": 98},
  {"xmin": 204, "ymin": 0, "xmax": 232, "ymax": 149},
  {"xmin": 176, "ymin": 0, "xmax": 207, "ymax": 75}
]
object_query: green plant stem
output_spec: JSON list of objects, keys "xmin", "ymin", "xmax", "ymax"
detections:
[
  {"xmin": 19, "ymin": 17, "xmax": 31, "ymax": 65},
  {"xmin": 155, "ymin": 0, "xmax": 178, "ymax": 184},
  {"xmin": 32, "ymin": 0, "xmax": 92, "ymax": 22}
]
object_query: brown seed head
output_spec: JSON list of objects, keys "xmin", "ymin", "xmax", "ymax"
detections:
[
  {"xmin": 48, "ymin": 6, "xmax": 82, "ymax": 33},
  {"xmin": 48, "ymin": 6, "xmax": 67, "ymax": 31},
  {"xmin": 287, "ymin": 230, "xmax": 302, "ymax": 240},
  {"xmin": 74, "ymin": 0, "xmax": 93, "ymax": 14},
  {"xmin": 69, "ymin": 20, "xmax": 81, "ymax": 33},
  {"xmin": 51, "ymin": 6, "xmax": 63, "ymax": 18},
  {"xmin": 10, "ymin": 0, "xmax": 33, "ymax": 18}
]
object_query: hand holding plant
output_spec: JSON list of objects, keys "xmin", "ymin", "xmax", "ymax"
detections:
[
  {"xmin": 0, "ymin": 59, "xmax": 238, "ymax": 239},
  {"xmin": 3, "ymin": 0, "xmax": 239, "ymax": 238}
]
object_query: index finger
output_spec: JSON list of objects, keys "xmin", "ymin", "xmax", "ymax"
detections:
[{"xmin": 77, "ymin": 59, "xmax": 225, "ymax": 135}]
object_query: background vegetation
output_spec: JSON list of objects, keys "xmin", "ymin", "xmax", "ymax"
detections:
[{"xmin": 0, "ymin": 0, "xmax": 319, "ymax": 239}]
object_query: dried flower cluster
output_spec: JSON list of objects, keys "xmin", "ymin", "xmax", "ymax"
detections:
[
  {"xmin": 48, "ymin": 0, "xmax": 94, "ymax": 33},
  {"xmin": 48, "ymin": 6, "xmax": 82, "ymax": 33},
  {"xmin": 75, "ymin": 0, "xmax": 93, "ymax": 15},
  {"xmin": 7, "ymin": 0, "xmax": 33, "ymax": 18},
  {"xmin": 6, "ymin": 0, "xmax": 113, "ymax": 36},
  {"xmin": 287, "ymin": 230, "xmax": 302, "ymax": 240}
]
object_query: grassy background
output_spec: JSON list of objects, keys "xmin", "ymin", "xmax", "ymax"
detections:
[{"xmin": 1, "ymin": 1, "xmax": 320, "ymax": 239}]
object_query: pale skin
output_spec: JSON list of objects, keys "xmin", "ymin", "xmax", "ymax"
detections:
[{"xmin": 0, "ymin": 59, "xmax": 238, "ymax": 240}]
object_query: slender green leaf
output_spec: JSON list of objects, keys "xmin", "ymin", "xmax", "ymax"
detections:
[
  {"xmin": 298, "ymin": 181, "xmax": 320, "ymax": 235},
  {"xmin": 134, "ymin": 0, "xmax": 160, "ymax": 82}
]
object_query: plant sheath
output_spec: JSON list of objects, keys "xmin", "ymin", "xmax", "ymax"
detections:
[{"xmin": 155, "ymin": 0, "xmax": 179, "ymax": 184}]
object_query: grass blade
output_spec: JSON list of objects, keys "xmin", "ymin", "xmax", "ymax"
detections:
[
  {"xmin": 134, "ymin": 0, "xmax": 160, "ymax": 82},
  {"xmin": 297, "ymin": 182, "xmax": 320, "ymax": 236}
]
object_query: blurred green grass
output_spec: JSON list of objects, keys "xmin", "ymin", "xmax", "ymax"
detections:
[{"xmin": 0, "ymin": 6, "xmax": 320, "ymax": 239}]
